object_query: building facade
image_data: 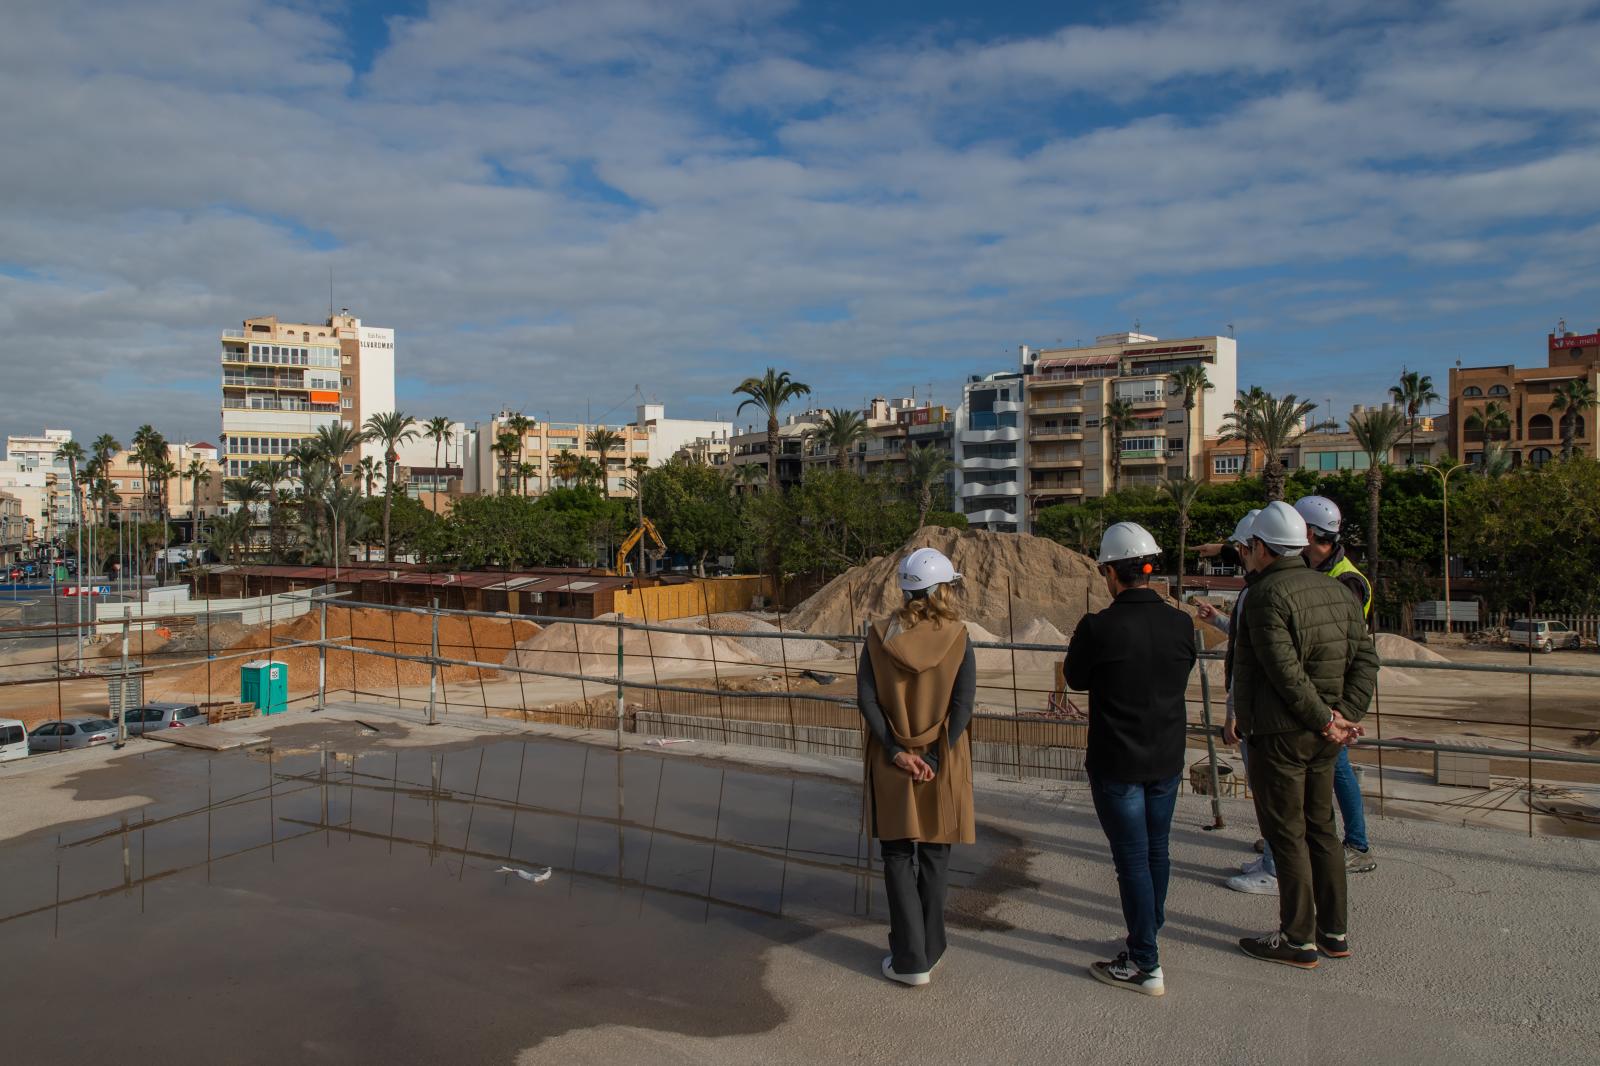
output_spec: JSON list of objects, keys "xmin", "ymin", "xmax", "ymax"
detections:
[
  {"xmin": 956, "ymin": 372, "xmax": 1026, "ymax": 532},
  {"xmin": 1446, "ymin": 327, "xmax": 1600, "ymax": 467},
  {"xmin": 98, "ymin": 442, "xmax": 226, "ymax": 523},
  {"xmin": 219, "ymin": 310, "xmax": 395, "ymax": 479},
  {"xmin": 0, "ymin": 491, "xmax": 31, "ymax": 564},
  {"xmin": 467, "ymin": 414, "xmax": 650, "ymax": 498},
  {"xmin": 1204, "ymin": 407, "xmax": 1447, "ymax": 484},
  {"xmin": 3, "ymin": 428, "xmax": 75, "ymax": 539},
  {"xmin": 635, "ymin": 404, "xmax": 732, "ymax": 467}
]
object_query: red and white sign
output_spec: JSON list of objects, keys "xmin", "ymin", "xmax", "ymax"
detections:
[{"xmin": 1551, "ymin": 332, "xmax": 1600, "ymax": 350}]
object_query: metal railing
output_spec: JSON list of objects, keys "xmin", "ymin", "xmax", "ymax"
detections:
[{"xmin": 4, "ymin": 592, "xmax": 1597, "ymax": 839}]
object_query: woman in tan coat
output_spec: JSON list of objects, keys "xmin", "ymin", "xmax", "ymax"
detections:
[{"xmin": 857, "ymin": 547, "xmax": 977, "ymax": 987}]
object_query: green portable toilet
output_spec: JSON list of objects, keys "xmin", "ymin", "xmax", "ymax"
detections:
[{"xmin": 241, "ymin": 659, "xmax": 289, "ymax": 715}]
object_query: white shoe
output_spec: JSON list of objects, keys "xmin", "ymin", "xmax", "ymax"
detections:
[
  {"xmin": 1088, "ymin": 952, "xmax": 1165, "ymax": 996},
  {"xmin": 882, "ymin": 954, "xmax": 930, "ymax": 987},
  {"xmin": 1239, "ymin": 855, "xmax": 1271, "ymax": 875},
  {"xmin": 1226, "ymin": 871, "xmax": 1279, "ymax": 895}
]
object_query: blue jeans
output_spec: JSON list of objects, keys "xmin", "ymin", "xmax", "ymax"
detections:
[
  {"xmin": 1249, "ymin": 743, "xmax": 1369, "ymax": 869},
  {"xmin": 1090, "ymin": 773, "xmax": 1181, "ymax": 973}
]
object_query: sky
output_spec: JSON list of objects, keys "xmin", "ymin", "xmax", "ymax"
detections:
[{"xmin": 3, "ymin": 0, "xmax": 1599, "ymax": 448}]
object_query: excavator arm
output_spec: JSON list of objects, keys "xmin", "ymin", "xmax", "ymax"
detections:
[{"xmin": 616, "ymin": 517, "xmax": 668, "ymax": 576}]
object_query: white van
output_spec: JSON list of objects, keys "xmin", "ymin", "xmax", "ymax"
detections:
[{"xmin": 0, "ymin": 718, "xmax": 28, "ymax": 762}]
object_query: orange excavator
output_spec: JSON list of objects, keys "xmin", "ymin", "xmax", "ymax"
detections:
[{"xmin": 615, "ymin": 517, "xmax": 666, "ymax": 577}]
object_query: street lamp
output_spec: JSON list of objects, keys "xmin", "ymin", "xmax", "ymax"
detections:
[{"xmin": 1418, "ymin": 462, "xmax": 1470, "ymax": 635}]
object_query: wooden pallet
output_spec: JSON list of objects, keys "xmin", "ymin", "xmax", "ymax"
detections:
[{"xmin": 206, "ymin": 702, "xmax": 258, "ymax": 725}]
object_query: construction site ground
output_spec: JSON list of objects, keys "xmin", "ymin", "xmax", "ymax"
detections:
[{"xmin": 0, "ymin": 703, "xmax": 1594, "ymax": 1065}]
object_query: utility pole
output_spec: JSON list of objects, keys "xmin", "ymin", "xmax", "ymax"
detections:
[{"xmin": 1420, "ymin": 463, "xmax": 1467, "ymax": 635}]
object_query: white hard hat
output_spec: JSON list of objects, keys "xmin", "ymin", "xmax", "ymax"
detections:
[
  {"xmin": 1230, "ymin": 509, "xmax": 1261, "ymax": 547},
  {"xmin": 898, "ymin": 547, "xmax": 961, "ymax": 591},
  {"xmin": 1293, "ymin": 495, "xmax": 1342, "ymax": 537},
  {"xmin": 1097, "ymin": 521, "xmax": 1161, "ymax": 564},
  {"xmin": 1251, "ymin": 501, "xmax": 1309, "ymax": 550}
]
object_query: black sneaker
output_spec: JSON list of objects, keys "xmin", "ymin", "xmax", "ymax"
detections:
[
  {"xmin": 1238, "ymin": 931, "xmax": 1318, "ymax": 969},
  {"xmin": 1316, "ymin": 931, "xmax": 1352, "ymax": 959},
  {"xmin": 1088, "ymin": 951, "xmax": 1165, "ymax": 996}
]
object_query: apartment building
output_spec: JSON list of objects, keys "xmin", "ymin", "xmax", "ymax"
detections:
[
  {"xmin": 393, "ymin": 420, "xmax": 470, "ymax": 508},
  {"xmin": 636, "ymin": 404, "xmax": 732, "ymax": 467},
  {"xmin": 4, "ymin": 428, "xmax": 75, "ymax": 538},
  {"xmin": 1446, "ymin": 326, "xmax": 1600, "ymax": 467},
  {"xmin": 672, "ymin": 430, "xmax": 733, "ymax": 469},
  {"xmin": 98, "ymin": 442, "xmax": 226, "ymax": 523},
  {"xmin": 956, "ymin": 332, "xmax": 1237, "ymax": 531},
  {"xmin": 219, "ymin": 310, "xmax": 395, "ymax": 479},
  {"xmin": 1204, "ymin": 408, "xmax": 1447, "ymax": 483},
  {"xmin": 0, "ymin": 491, "xmax": 31, "ymax": 564},
  {"xmin": 467, "ymin": 414, "xmax": 651, "ymax": 497},
  {"xmin": 728, "ymin": 410, "xmax": 825, "ymax": 490}
]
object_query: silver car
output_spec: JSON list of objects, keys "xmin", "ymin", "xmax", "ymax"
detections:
[
  {"xmin": 121, "ymin": 703, "xmax": 205, "ymax": 735},
  {"xmin": 27, "ymin": 716, "xmax": 118, "ymax": 752}
]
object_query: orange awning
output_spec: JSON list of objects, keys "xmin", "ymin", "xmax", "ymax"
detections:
[{"xmin": 310, "ymin": 390, "xmax": 340, "ymax": 404}]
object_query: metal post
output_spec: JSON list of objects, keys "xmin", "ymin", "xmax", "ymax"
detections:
[
  {"xmin": 316, "ymin": 600, "xmax": 327, "ymax": 713},
  {"xmin": 115, "ymin": 618, "xmax": 130, "ymax": 749},
  {"xmin": 427, "ymin": 597, "xmax": 439, "ymax": 726},
  {"xmin": 615, "ymin": 614, "xmax": 625, "ymax": 751},
  {"xmin": 1196, "ymin": 626, "xmax": 1224, "ymax": 828}
]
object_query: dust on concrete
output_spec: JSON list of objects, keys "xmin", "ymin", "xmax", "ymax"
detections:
[{"xmin": 947, "ymin": 824, "xmax": 1041, "ymax": 933}]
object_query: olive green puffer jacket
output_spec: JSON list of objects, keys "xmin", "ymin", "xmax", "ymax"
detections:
[{"xmin": 1231, "ymin": 554, "xmax": 1380, "ymax": 738}]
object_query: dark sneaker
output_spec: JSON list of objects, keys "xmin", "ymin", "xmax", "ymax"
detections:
[
  {"xmin": 1239, "ymin": 931, "xmax": 1318, "ymax": 969},
  {"xmin": 1344, "ymin": 845, "xmax": 1377, "ymax": 873},
  {"xmin": 1317, "ymin": 931, "xmax": 1352, "ymax": 959},
  {"xmin": 1088, "ymin": 952, "xmax": 1165, "ymax": 996}
]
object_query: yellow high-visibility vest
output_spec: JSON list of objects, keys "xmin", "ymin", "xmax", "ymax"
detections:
[{"xmin": 1328, "ymin": 555, "xmax": 1373, "ymax": 618}]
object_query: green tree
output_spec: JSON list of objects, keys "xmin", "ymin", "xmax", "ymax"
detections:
[
  {"xmin": 364, "ymin": 411, "xmax": 418, "ymax": 563},
  {"xmin": 733, "ymin": 367, "xmax": 811, "ymax": 489},
  {"xmin": 1219, "ymin": 387, "xmax": 1266, "ymax": 478},
  {"xmin": 641, "ymin": 459, "xmax": 741, "ymax": 575},
  {"xmin": 1456, "ymin": 458, "xmax": 1600, "ymax": 613},
  {"xmin": 587, "ymin": 427, "xmax": 624, "ymax": 495},
  {"xmin": 184, "ymin": 458, "xmax": 212, "ymax": 520},
  {"xmin": 1252, "ymin": 393, "xmax": 1318, "ymax": 501},
  {"xmin": 313, "ymin": 422, "xmax": 369, "ymax": 469},
  {"xmin": 817, "ymin": 407, "xmax": 869, "ymax": 469},
  {"xmin": 356, "ymin": 456, "xmax": 383, "ymax": 497},
  {"xmin": 203, "ymin": 508, "xmax": 255, "ymax": 564},
  {"xmin": 1464, "ymin": 399, "xmax": 1511, "ymax": 458},
  {"xmin": 1389, "ymin": 370, "xmax": 1439, "ymax": 466},
  {"xmin": 904, "ymin": 443, "xmax": 953, "ymax": 528},
  {"xmin": 252, "ymin": 460, "xmax": 288, "ymax": 561},
  {"xmin": 55, "ymin": 441, "xmax": 86, "ymax": 532},
  {"xmin": 1160, "ymin": 474, "xmax": 1201, "ymax": 599},
  {"xmin": 1349, "ymin": 405, "xmax": 1408, "ymax": 591},
  {"xmin": 1034, "ymin": 504, "xmax": 1102, "ymax": 557},
  {"xmin": 1168, "ymin": 365, "xmax": 1212, "ymax": 479},
  {"xmin": 1551, "ymin": 380, "xmax": 1598, "ymax": 461}
]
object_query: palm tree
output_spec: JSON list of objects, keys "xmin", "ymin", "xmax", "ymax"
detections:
[
  {"xmin": 1349, "ymin": 405, "xmax": 1407, "ymax": 591},
  {"xmin": 587, "ymin": 427, "xmax": 624, "ymax": 496},
  {"xmin": 816, "ymin": 407, "xmax": 869, "ymax": 470},
  {"xmin": 905, "ymin": 443, "xmax": 954, "ymax": 528},
  {"xmin": 576, "ymin": 456, "xmax": 605, "ymax": 489},
  {"xmin": 252, "ymin": 460, "xmax": 289, "ymax": 561},
  {"xmin": 1056, "ymin": 505, "xmax": 1102, "ymax": 557},
  {"xmin": 731, "ymin": 462, "xmax": 767, "ymax": 492},
  {"xmin": 733, "ymin": 367, "xmax": 812, "ymax": 489},
  {"xmin": 130, "ymin": 425, "xmax": 161, "ymax": 521},
  {"xmin": 517, "ymin": 462, "xmax": 537, "ymax": 495},
  {"xmin": 1103, "ymin": 398, "xmax": 1137, "ymax": 493},
  {"xmin": 422, "ymin": 416, "xmax": 454, "ymax": 514},
  {"xmin": 363, "ymin": 411, "xmax": 418, "ymax": 564},
  {"xmin": 493, "ymin": 433, "xmax": 521, "ymax": 494},
  {"xmin": 1551, "ymin": 380, "xmax": 1598, "ymax": 461},
  {"xmin": 202, "ymin": 508, "xmax": 255, "ymax": 564},
  {"xmin": 356, "ymin": 456, "xmax": 382, "ymax": 497},
  {"xmin": 1218, "ymin": 387, "xmax": 1267, "ymax": 477},
  {"xmin": 184, "ymin": 458, "xmax": 212, "ymax": 520},
  {"xmin": 1160, "ymin": 474, "xmax": 1202, "ymax": 600},
  {"xmin": 1168, "ymin": 366, "xmax": 1212, "ymax": 479},
  {"xmin": 223, "ymin": 477, "xmax": 266, "ymax": 557},
  {"xmin": 1389, "ymin": 370, "xmax": 1439, "ymax": 466},
  {"xmin": 313, "ymin": 422, "xmax": 369, "ymax": 470},
  {"xmin": 1464, "ymin": 399, "xmax": 1511, "ymax": 463},
  {"xmin": 1252, "ymin": 393, "xmax": 1318, "ymax": 502},
  {"xmin": 504, "ymin": 413, "xmax": 533, "ymax": 474},
  {"xmin": 551, "ymin": 449, "xmax": 582, "ymax": 488},
  {"xmin": 1481, "ymin": 442, "xmax": 1514, "ymax": 478},
  {"xmin": 55, "ymin": 441, "xmax": 86, "ymax": 534}
]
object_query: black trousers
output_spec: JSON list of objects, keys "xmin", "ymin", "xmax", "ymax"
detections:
[
  {"xmin": 880, "ymin": 839, "xmax": 952, "ymax": 974},
  {"xmin": 1246, "ymin": 730, "xmax": 1348, "ymax": 945}
]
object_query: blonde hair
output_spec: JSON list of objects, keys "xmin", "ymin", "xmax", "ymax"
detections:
[{"xmin": 896, "ymin": 583, "xmax": 960, "ymax": 629}]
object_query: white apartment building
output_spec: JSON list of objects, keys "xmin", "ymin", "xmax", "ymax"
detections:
[
  {"xmin": 219, "ymin": 310, "xmax": 395, "ymax": 479},
  {"xmin": 955, "ymin": 372, "xmax": 1027, "ymax": 532},
  {"xmin": 5, "ymin": 429, "xmax": 73, "ymax": 467},
  {"xmin": 3, "ymin": 428, "xmax": 74, "ymax": 539},
  {"xmin": 635, "ymin": 404, "xmax": 732, "ymax": 467}
]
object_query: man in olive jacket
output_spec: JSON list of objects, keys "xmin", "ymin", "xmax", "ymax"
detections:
[{"xmin": 1230, "ymin": 502, "xmax": 1379, "ymax": 969}]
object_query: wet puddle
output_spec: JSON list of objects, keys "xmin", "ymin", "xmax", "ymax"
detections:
[{"xmin": 0, "ymin": 731, "xmax": 993, "ymax": 1063}]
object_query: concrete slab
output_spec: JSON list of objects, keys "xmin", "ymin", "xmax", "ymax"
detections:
[{"xmin": 141, "ymin": 726, "xmax": 270, "ymax": 750}]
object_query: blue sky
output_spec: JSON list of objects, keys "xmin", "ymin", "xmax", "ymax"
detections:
[{"xmin": 2, "ymin": 0, "xmax": 1599, "ymax": 446}]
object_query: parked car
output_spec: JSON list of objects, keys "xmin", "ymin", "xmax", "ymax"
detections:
[
  {"xmin": 27, "ymin": 717, "xmax": 118, "ymax": 752},
  {"xmin": 0, "ymin": 718, "xmax": 28, "ymax": 762},
  {"xmin": 1509, "ymin": 618, "xmax": 1581, "ymax": 653},
  {"xmin": 120, "ymin": 702, "xmax": 205, "ymax": 734}
]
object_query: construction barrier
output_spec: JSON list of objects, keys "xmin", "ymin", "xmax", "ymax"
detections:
[{"xmin": 611, "ymin": 576, "xmax": 772, "ymax": 622}]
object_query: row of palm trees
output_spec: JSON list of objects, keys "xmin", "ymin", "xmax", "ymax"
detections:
[{"xmin": 489, "ymin": 421, "xmax": 637, "ymax": 497}]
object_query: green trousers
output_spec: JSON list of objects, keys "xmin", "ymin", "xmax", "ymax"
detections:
[{"xmin": 1246, "ymin": 730, "xmax": 1348, "ymax": 945}]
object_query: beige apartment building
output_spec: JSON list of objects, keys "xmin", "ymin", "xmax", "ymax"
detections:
[
  {"xmin": 0, "ymin": 491, "xmax": 30, "ymax": 564},
  {"xmin": 99, "ymin": 442, "xmax": 226, "ymax": 522},
  {"xmin": 220, "ymin": 310, "xmax": 395, "ymax": 480},
  {"xmin": 1446, "ymin": 327, "xmax": 1600, "ymax": 467},
  {"xmin": 469, "ymin": 413, "xmax": 651, "ymax": 497}
]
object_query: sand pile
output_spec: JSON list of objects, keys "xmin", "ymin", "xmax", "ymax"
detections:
[
  {"xmin": 1374, "ymin": 633, "xmax": 1451, "ymax": 663},
  {"xmin": 704, "ymin": 613, "xmax": 843, "ymax": 663},
  {"xmin": 147, "ymin": 607, "xmax": 540, "ymax": 700},
  {"xmin": 789, "ymin": 527, "xmax": 1115, "ymax": 638},
  {"xmin": 505, "ymin": 614, "xmax": 760, "ymax": 678}
]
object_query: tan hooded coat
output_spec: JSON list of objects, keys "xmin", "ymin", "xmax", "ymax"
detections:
[{"xmin": 863, "ymin": 617, "xmax": 976, "ymax": 845}]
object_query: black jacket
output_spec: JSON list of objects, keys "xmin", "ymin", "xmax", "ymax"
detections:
[{"xmin": 1065, "ymin": 588, "xmax": 1197, "ymax": 782}]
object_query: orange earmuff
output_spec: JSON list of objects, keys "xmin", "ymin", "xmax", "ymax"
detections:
[{"xmin": 1142, "ymin": 563, "xmax": 1153, "ymax": 574}]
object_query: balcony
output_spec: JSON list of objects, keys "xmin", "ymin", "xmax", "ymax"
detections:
[
  {"xmin": 1029, "ymin": 427, "xmax": 1083, "ymax": 441},
  {"xmin": 960, "ymin": 426, "xmax": 1021, "ymax": 445},
  {"xmin": 222, "ymin": 398, "xmax": 340, "ymax": 413},
  {"xmin": 1030, "ymin": 483, "xmax": 1084, "ymax": 498},
  {"xmin": 963, "ymin": 507, "xmax": 1018, "ymax": 525},
  {"xmin": 1030, "ymin": 455, "xmax": 1083, "ymax": 469},
  {"xmin": 958, "ymin": 455, "xmax": 1020, "ymax": 471},
  {"xmin": 223, "ymin": 373, "xmax": 309, "ymax": 390},
  {"xmin": 1120, "ymin": 449, "xmax": 1164, "ymax": 463},
  {"xmin": 961, "ymin": 480, "xmax": 1019, "ymax": 498},
  {"xmin": 1115, "ymin": 391, "xmax": 1168, "ymax": 409},
  {"xmin": 1029, "ymin": 400, "xmax": 1084, "ymax": 413}
]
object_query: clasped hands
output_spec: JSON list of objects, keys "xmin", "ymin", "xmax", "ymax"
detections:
[
  {"xmin": 1322, "ymin": 709, "xmax": 1364, "ymax": 747},
  {"xmin": 892, "ymin": 751, "xmax": 936, "ymax": 782}
]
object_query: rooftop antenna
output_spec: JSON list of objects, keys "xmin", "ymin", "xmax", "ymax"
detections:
[
  {"xmin": 328, "ymin": 265, "xmax": 333, "ymax": 320},
  {"xmin": 1227, "ymin": 323, "xmax": 1235, "ymax": 338},
  {"xmin": 1133, "ymin": 317, "xmax": 1141, "ymax": 333}
]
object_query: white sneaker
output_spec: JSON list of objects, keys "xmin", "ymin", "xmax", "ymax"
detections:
[
  {"xmin": 1088, "ymin": 952, "xmax": 1165, "ymax": 996},
  {"xmin": 882, "ymin": 954, "xmax": 930, "ymax": 987},
  {"xmin": 1226, "ymin": 871, "xmax": 1279, "ymax": 895}
]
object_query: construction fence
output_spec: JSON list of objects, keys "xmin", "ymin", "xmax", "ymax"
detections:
[{"xmin": 2, "ymin": 593, "xmax": 1598, "ymax": 840}]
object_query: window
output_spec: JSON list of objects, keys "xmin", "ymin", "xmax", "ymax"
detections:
[
  {"xmin": 1530, "ymin": 447, "xmax": 1553, "ymax": 467},
  {"xmin": 1488, "ymin": 384, "xmax": 1509, "ymax": 397},
  {"xmin": 342, "ymin": 376, "xmax": 352, "ymax": 387},
  {"xmin": 1528, "ymin": 414, "xmax": 1554, "ymax": 440},
  {"xmin": 343, "ymin": 463, "xmax": 353, "ymax": 474},
  {"xmin": 1166, "ymin": 438, "xmax": 1184, "ymax": 452},
  {"xmin": 1462, "ymin": 386, "xmax": 1483, "ymax": 397},
  {"xmin": 1213, "ymin": 455, "xmax": 1243, "ymax": 475},
  {"xmin": 341, "ymin": 398, "xmax": 352, "ymax": 409}
]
